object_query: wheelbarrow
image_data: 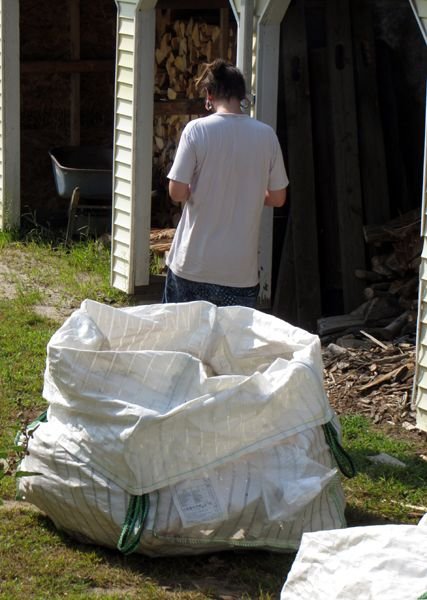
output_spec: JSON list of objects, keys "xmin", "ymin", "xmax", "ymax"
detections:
[{"xmin": 49, "ymin": 146, "xmax": 113, "ymax": 244}]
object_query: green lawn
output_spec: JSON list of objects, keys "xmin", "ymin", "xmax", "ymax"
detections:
[{"xmin": 0, "ymin": 233, "xmax": 426, "ymax": 599}]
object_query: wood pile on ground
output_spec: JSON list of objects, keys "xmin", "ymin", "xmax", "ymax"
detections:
[
  {"xmin": 323, "ymin": 340, "xmax": 418, "ymax": 430},
  {"xmin": 318, "ymin": 209, "xmax": 421, "ymax": 347},
  {"xmin": 150, "ymin": 228, "xmax": 175, "ymax": 272}
]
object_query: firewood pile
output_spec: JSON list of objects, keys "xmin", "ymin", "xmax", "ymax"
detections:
[
  {"xmin": 150, "ymin": 227, "xmax": 176, "ymax": 272},
  {"xmin": 152, "ymin": 11, "xmax": 236, "ymax": 220},
  {"xmin": 154, "ymin": 13, "xmax": 232, "ymax": 102},
  {"xmin": 318, "ymin": 209, "xmax": 422, "ymax": 347}
]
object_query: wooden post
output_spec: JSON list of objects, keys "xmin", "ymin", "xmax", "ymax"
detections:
[
  {"xmin": 273, "ymin": 0, "xmax": 321, "ymax": 331},
  {"xmin": 69, "ymin": 0, "xmax": 80, "ymax": 146},
  {"xmin": 326, "ymin": 0, "xmax": 366, "ymax": 312}
]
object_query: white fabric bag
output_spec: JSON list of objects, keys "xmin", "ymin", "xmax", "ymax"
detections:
[
  {"xmin": 18, "ymin": 300, "xmax": 348, "ymax": 556},
  {"xmin": 280, "ymin": 518, "xmax": 427, "ymax": 600}
]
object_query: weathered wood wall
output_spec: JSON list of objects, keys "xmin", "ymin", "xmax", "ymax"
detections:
[{"xmin": 274, "ymin": 0, "xmax": 427, "ymax": 331}]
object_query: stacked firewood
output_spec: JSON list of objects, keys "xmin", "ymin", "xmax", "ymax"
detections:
[
  {"xmin": 318, "ymin": 209, "xmax": 422, "ymax": 344},
  {"xmin": 154, "ymin": 14, "xmax": 231, "ymax": 101},
  {"xmin": 152, "ymin": 12, "xmax": 235, "ymax": 217},
  {"xmin": 149, "ymin": 227, "xmax": 176, "ymax": 273},
  {"xmin": 153, "ymin": 114, "xmax": 192, "ymax": 194}
]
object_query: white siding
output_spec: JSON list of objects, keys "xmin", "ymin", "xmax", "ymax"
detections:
[
  {"xmin": 111, "ymin": 4, "xmax": 155, "ymax": 293},
  {"xmin": 414, "ymin": 98, "xmax": 427, "ymax": 432},
  {"xmin": 0, "ymin": 0, "xmax": 20, "ymax": 231},
  {"xmin": 111, "ymin": 12, "xmax": 136, "ymax": 292}
]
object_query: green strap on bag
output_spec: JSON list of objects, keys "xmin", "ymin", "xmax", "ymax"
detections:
[
  {"xmin": 117, "ymin": 494, "xmax": 150, "ymax": 555},
  {"xmin": 323, "ymin": 420, "xmax": 356, "ymax": 478}
]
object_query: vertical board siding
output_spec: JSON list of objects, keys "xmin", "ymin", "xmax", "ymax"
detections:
[{"xmin": 111, "ymin": 13, "xmax": 136, "ymax": 292}]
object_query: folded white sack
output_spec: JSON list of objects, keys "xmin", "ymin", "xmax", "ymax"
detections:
[
  {"xmin": 17, "ymin": 300, "xmax": 348, "ymax": 556},
  {"xmin": 280, "ymin": 517, "xmax": 427, "ymax": 600}
]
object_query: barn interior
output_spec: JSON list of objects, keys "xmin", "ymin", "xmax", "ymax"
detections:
[{"xmin": 19, "ymin": 0, "xmax": 427, "ymax": 331}]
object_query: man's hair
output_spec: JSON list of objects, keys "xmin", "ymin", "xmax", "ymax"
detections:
[{"xmin": 195, "ymin": 59, "xmax": 246, "ymax": 101}]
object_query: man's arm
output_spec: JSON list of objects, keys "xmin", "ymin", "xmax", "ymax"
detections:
[
  {"xmin": 264, "ymin": 188, "xmax": 287, "ymax": 207},
  {"xmin": 169, "ymin": 179, "xmax": 191, "ymax": 203}
]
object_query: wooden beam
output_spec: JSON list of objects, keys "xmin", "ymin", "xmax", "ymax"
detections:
[
  {"xmin": 69, "ymin": 0, "xmax": 80, "ymax": 146},
  {"xmin": 309, "ymin": 48, "xmax": 342, "ymax": 313},
  {"xmin": 326, "ymin": 0, "xmax": 366, "ymax": 312},
  {"xmin": 21, "ymin": 60, "xmax": 114, "ymax": 74}
]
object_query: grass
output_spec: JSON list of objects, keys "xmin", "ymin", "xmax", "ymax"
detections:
[{"xmin": 0, "ymin": 231, "xmax": 426, "ymax": 598}]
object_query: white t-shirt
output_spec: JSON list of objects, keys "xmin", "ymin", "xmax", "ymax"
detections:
[{"xmin": 166, "ymin": 112, "xmax": 289, "ymax": 287}]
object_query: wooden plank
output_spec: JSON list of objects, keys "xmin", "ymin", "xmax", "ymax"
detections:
[
  {"xmin": 309, "ymin": 48, "xmax": 342, "ymax": 315},
  {"xmin": 375, "ymin": 41, "xmax": 411, "ymax": 217},
  {"xmin": 273, "ymin": 217, "xmax": 298, "ymax": 325},
  {"xmin": 21, "ymin": 60, "xmax": 114, "ymax": 74},
  {"xmin": 326, "ymin": 0, "xmax": 366, "ymax": 312},
  {"xmin": 69, "ymin": 0, "xmax": 80, "ymax": 146},
  {"xmin": 274, "ymin": 0, "xmax": 321, "ymax": 331},
  {"xmin": 350, "ymin": 0, "xmax": 390, "ymax": 226}
]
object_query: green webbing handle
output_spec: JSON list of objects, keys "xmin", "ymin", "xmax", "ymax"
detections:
[
  {"xmin": 117, "ymin": 494, "xmax": 150, "ymax": 555},
  {"xmin": 323, "ymin": 420, "xmax": 356, "ymax": 479}
]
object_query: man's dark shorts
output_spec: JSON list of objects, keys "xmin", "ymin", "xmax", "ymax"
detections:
[{"xmin": 162, "ymin": 269, "xmax": 260, "ymax": 308}]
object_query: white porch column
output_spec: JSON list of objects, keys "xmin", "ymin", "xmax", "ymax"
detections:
[
  {"xmin": 111, "ymin": 0, "xmax": 156, "ymax": 293},
  {"xmin": 255, "ymin": 1, "xmax": 291, "ymax": 306},
  {"xmin": 0, "ymin": 0, "xmax": 20, "ymax": 230},
  {"xmin": 236, "ymin": 0, "xmax": 254, "ymax": 88}
]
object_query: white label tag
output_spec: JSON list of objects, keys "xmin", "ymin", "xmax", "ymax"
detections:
[{"xmin": 172, "ymin": 477, "xmax": 226, "ymax": 527}]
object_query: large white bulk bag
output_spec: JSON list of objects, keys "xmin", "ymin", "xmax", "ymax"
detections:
[{"xmin": 17, "ymin": 300, "xmax": 350, "ymax": 556}]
